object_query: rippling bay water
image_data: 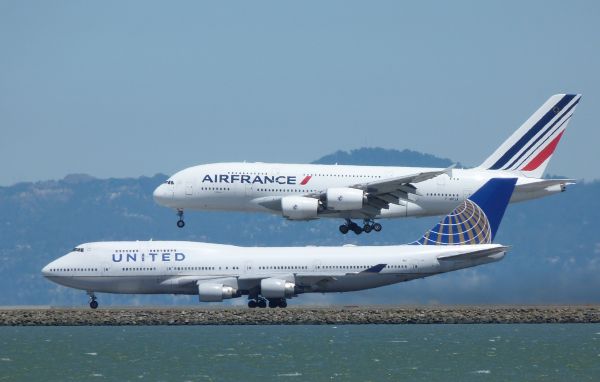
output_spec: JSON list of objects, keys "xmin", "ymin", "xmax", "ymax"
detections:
[{"xmin": 1, "ymin": 324, "xmax": 599, "ymax": 381}]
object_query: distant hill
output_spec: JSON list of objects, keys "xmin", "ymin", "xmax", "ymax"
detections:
[
  {"xmin": 0, "ymin": 147, "xmax": 597, "ymax": 306},
  {"xmin": 313, "ymin": 147, "xmax": 461, "ymax": 168}
]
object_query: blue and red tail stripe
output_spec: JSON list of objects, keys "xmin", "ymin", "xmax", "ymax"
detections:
[{"xmin": 489, "ymin": 94, "xmax": 579, "ymax": 170}]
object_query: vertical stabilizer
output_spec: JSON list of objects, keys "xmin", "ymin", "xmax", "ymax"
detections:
[
  {"xmin": 411, "ymin": 178, "xmax": 517, "ymax": 245},
  {"xmin": 478, "ymin": 94, "xmax": 581, "ymax": 178}
]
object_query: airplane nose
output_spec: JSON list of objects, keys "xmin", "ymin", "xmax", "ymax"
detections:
[
  {"xmin": 153, "ymin": 184, "xmax": 172, "ymax": 205},
  {"xmin": 41, "ymin": 263, "xmax": 52, "ymax": 277}
]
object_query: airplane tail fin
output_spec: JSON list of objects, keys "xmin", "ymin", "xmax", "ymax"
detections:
[
  {"xmin": 411, "ymin": 178, "xmax": 517, "ymax": 245},
  {"xmin": 478, "ymin": 94, "xmax": 581, "ymax": 178}
]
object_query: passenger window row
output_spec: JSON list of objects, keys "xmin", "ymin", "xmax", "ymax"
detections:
[
  {"xmin": 258, "ymin": 265, "xmax": 308, "ymax": 270},
  {"xmin": 123, "ymin": 267, "xmax": 156, "ymax": 271},
  {"xmin": 302, "ymin": 174, "xmax": 382, "ymax": 179},
  {"xmin": 256, "ymin": 188, "xmax": 318, "ymax": 193},
  {"xmin": 201, "ymin": 187, "xmax": 230, "ymax": 191},
  {"xmin": 49, "ymin": 268, "xmax": 97, "ymax": 272}
]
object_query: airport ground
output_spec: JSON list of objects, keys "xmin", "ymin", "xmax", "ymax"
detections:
[{"xmin": 1, "ymin": 305, "xmax": 599, "ymax": 325}]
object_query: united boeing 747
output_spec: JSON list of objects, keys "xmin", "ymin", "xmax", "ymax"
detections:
[
  {"xmin": 153, "ymin": 94, "xmax": 580, "ymax": 234},
  {"xmin": 44, "ymin": 178, "xmax": 516, "ymax": 309}
]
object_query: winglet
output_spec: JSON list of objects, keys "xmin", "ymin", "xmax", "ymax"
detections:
[
  {"xmin": 444, "ymin": 164, "xmax": 456, "ymax": 175},
  {"xmin": 411, "ymin": 178, "xmax": 517, "ymax": 245}
]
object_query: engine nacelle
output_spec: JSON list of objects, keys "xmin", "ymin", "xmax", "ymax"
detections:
[
  {"xmin": 198, "ymin": 283, "xmax": 236, "ymax": 302},
  {"xmin": 281, "ymin": 196, "xmax": 319, "ymax": 220},
  {"xmin": 260, "ymin": 278, "xmax": 295, "ymax": 299},
  {"xmin": 326, "ymin": 187, "xmax": 364, "ymax": 210}
]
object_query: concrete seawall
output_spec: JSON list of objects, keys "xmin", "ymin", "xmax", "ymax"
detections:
[{"xmin": 2, "ymin": 306, "xmax": 599, "ymax": 326}]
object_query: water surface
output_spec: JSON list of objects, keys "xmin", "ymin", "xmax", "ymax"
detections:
[{"xmin": 1, "ymin": 324, "xmax": 599, "ymax": 381}]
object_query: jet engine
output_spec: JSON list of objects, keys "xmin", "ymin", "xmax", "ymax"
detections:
[
  {"xmin": 260, "ymin": 278, "xmax": 296, "ymax": 299},
  {"xmin": 281, "ymin": 196, "xmax": 319, "ymax": 220},
  {"xmin": 198, "ymin": 283, "xmax": 237, "ymax": 302},
  {"xmin": 326, "ymin": 187, "xmax": 364, "ymax": 210}
]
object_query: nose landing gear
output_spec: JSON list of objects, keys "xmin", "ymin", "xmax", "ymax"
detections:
[
  {"xmin": 87, "ymin": 291, "xmax": 98, "ymax": 309},
  {"xmin": 176, "ymin": 209, "xmax": 185, "ymax": 228}
]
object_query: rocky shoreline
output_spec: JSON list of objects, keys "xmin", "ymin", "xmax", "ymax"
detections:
[{"xmin": 1, "ymin": 306, "xmax": 599, "ymax": 326}]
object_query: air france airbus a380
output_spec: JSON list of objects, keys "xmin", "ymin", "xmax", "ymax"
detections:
[
  {"xmin": 153, "ymin": 94, "xmax": 580, "ymax": 234},
  {"xmin": 44, "ymin": 178, "xmax": 515, "ymax": 309}
]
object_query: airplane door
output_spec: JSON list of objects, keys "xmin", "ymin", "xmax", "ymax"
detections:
[
  {"xmin": 312, "ymin": 260, "xmax": 322, "ymax": 271},
  {"xmin": 244, "ymin": 261, "xmax": 253, "ymax": 274},
  {"xmin": 245, "ymin": 183, "xmax": 253, "ymax": 197},
  {"xmin": 437, "ymin": 174, "xmax": 447, "ymax": 186},
  {"xmin": 463, "ymin": 189, "xmax": 473, "ymax": 200},
  {"xmin": 185, "ymin": 182, "xmax": 193, "ymax": 196}
]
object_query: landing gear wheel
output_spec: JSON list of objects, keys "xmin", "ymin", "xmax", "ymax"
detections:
[
  {"xmin": 176, "ymin": 209, "xmax": 185, "ymax": 228},
  {"xmin": 279, "ymin": 300, "xmax": 288, "ymax": 308},
  {"xmin": 87, "ymin": 291, "xmax": 98, "ymax": 310},
  {"xmin": 248, "ymin": 300, "xmax": 257, "ymax": 308},
  {"xmin": 373, "ymin": 223, "xmax": 382, "ymax": 232},
  {"xmin": 363, "ymin": 224, "xmax": 372, "ymax": 233},
  {"xmin": 268, "ymin": 300, "xmax": 278, "ymax": 308},
  {"xmin": 339, "ymin": 225, "xmax": 349, "ymax": 234},
  {"xmin": 257, "ymin": 299, "xmax": 267, "ymax": 308},
  {"xmin": 351, "ymin": 224, "xmax": 363, "ymax": 235}
]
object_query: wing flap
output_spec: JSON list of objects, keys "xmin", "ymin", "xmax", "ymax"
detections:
[
  {"xmin": 377, "ymin": 193, "xmax": 400, "ymax": 204},
  {"xmin": 366, "ymin": 196, "xmax": 390, "ymax": 210},
  {"xmin": 359, "ymin": 165, "xmax": 454, "ymax": 194}
]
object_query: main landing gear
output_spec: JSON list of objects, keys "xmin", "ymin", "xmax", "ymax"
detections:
[
  {"xmin": 247, "ymin": 297, "xmax": 287, "ymax": 308},
  {"xmin": 176, "ymin": 209, "xmax": 185, "ymax": 228},
  {"xmin": 339, "ymin": 219, "xmax": 382, "ymax": 235},
  {"xmin": 87, "ymin": 291, "xmax": 98, "ymax": 309}
]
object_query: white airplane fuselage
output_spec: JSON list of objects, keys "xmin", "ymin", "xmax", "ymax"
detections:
[
  {"xmin": 153, "ymin": 162, "xmax": 565, "ymax": 220},
  {"xmin": 153, "ymin": 94, "xmax": 580, "ymax": 227},
  {"xmin": 44, "ymin": 178, "xmax": 517, "ymax": 307},
  {"xmin": 43, "ymin": 241, "xmax": 506, "ymax": 297}
]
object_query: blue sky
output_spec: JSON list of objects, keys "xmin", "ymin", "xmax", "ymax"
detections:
[{"xmin": 1, "ymin": 1, "xmax": 598, "ymax": 186}]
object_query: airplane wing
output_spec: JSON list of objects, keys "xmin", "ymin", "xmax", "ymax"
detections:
[
  {"xmin": 357, "ymin": 166, "xmax": 454, "ymax": 194},
  {"xmin": 254, "ymin": 167, "xmax": 452, "ymax": 218},
  {"xmin": 329, "ymin": 166, "xmax": 454, "ymax": 218},
  {"xmin": 294, "ymin": 264, "xmax": 387, "ymax": 286},
  {"xmin": 160, "ymin": 275, "xmax": 228, "ymax": 286},
  {"xmin": 235, "ymin": 272, "xmax": 339, "ymax": 290},
  {"xmin": 436, "ymin": 246, "xmax": 509, "ymax": 261},
  {"xmin": 236, "ymin": 264, "xmax": 388, "ymax": 289}
]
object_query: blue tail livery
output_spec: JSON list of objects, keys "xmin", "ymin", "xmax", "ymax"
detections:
[{"xmin": 411, "ymin": 178, "xmax": 517, "ymax": 245}]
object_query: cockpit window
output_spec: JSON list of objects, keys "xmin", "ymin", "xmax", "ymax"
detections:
[
  {"xmin": 72, "ymin": 247, "xmax": 84, "ymax": 252},
  {"xmin": 165, "ymin": 180, "xmax": 175, "ymax": 185}
]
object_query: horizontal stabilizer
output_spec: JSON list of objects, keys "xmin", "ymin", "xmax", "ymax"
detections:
[
  {"xmin": 515, "ymin": 179, "xmax": 575, "ymax": 192},
  {"xmin": 437, "ymin": 246, "xmax": 509, "ymax": 261}
]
